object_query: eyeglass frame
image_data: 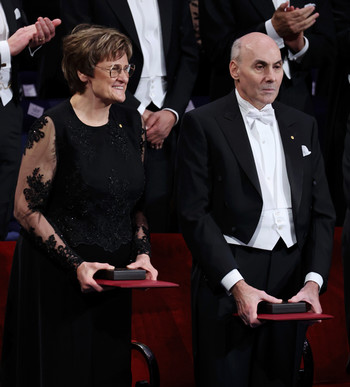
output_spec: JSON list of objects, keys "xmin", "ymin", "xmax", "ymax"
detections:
[{"xmin": 95, "ymin": 63, "xmax": 136, "ymax": 78}]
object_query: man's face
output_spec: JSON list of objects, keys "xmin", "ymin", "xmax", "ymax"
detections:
[{"xmin": 230, "ymin": 36, "xmax": 283, "ymax": 110}]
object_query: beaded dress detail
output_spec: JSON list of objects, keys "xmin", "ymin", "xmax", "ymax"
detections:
[{"xmin": 15, "ymin": 100, "xmax": 150, "ymax": 271}]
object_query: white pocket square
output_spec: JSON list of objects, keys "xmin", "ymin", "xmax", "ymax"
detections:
[
  {"xmin": 14, "ymin": 8, "xmax": 21, "ymax": 20},
  {"xmin": 302, "ymin": 145, "xmax": 311, "ymax": 157}
]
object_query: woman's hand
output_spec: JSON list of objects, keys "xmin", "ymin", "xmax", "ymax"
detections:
[
  {"xmin": 127, "ymin": 254, "xmax": 158, "ymax": 280},
  {"xmin": 76, "ymin": 261, "xmax": 115, "ymax": 293}
]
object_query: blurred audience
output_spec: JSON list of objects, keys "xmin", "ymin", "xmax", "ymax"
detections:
[
  {"xmin": 199, "ymin": 0, "xmax": 336, "ymax": 118},
  {"xmin": 0, "ymin": 1, "xmax": 60, "ymax": 240},
  {"xmin": 324, "ymin": 0, "xmax": 350, "ymax": 225},
  {"xmin": 22, "ymin": 0, "xmax": 69, "ymax": 98}
]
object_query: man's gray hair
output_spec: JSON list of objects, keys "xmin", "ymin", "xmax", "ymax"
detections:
[{"xmin": 230, "ymin": 37, "xmax": 242, "ymax": 61}]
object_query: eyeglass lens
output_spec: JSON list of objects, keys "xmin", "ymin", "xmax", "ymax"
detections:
[{"xmin": 110, "ymin": 64, "xmax": 135, "ymax": 77}]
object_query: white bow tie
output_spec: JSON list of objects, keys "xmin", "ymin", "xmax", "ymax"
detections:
[{"xmin": 246, "ymin": 107, "xmax": 275, "ymax": 126}]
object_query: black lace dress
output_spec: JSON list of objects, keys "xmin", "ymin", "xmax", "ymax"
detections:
[{"xmin": 1, "ymin": 100, "xmax": 150, "ymax": 387}]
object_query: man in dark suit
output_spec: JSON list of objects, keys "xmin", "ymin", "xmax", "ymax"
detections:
[
  {"xmin": 199, "ymin": 0, "xmax": 335, "ymax": 116},
  {"xmin": 61, "ymin": 0, "xmax": 199, "ymax": 232},
  {"xmin": 176, "ymin": 32, "xmax": 335, "ymax": 386},
  {"xmin": 0, "ymin": 0, "xmax": 60, "ymax": 240}
]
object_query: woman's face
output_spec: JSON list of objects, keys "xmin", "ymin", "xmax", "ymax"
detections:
[{"xmin": 87, "ymin": 53, "xmax": 130, "ymax": 104}]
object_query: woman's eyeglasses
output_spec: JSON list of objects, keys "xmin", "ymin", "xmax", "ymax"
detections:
[{"xmin": 95, "ymin": 64, "xmax": 135, "ymax": 78}]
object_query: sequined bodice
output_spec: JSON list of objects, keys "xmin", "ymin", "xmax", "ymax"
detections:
[{"xmin": 18, "ymin": 100, "xmax": 150, "ymax": 271}]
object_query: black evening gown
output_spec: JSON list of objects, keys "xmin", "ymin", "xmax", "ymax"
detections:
[{"xmin": 1, "ymin": 100, "xmax": 150, "ymax": 387}]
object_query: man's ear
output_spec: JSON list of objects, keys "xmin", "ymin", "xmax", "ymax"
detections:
[{"xmin": 229, "ymin": 60, "xmax": 239, "ymax": 81}]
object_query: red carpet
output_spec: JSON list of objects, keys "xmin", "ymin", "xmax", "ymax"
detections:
[{"xmin": 1, "ymin": 230, "xmax": 350, "ymax": 386}]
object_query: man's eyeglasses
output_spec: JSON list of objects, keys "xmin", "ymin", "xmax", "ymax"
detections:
[{"xmin": 95, "ymin": 63, "xmax": 135, "ymax": 78}]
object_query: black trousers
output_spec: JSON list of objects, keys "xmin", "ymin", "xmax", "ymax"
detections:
[
  {"xmin": 0, "ymin": 100, "xmax": 23, "ymax": 240},
  {"xmin": 193, "ymin": 240, "xmax": 307, "ymax": 387},
  {"xmin": 144, "ymin": 103, "xmax": 178, "ymax": 232}
]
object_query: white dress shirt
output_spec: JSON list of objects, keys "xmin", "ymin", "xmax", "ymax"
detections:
[
  {"xmin": 221, "ymin": 89, "xmax": 323, "ymax": 292},
  {"xmin": 127, "ymin": 0, "xmax": 178, "ymax": 123},
  {"xmin": 224, "ymin": 90, "xmax": 296, "ymax": 250},
  {"xmin": 127, "ymin": 1, "xmax": 165, "ymax": 107}
]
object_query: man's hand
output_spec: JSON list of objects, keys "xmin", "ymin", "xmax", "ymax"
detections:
[
  {"xmin": 231, "ymin": 280, "xmax": 282, "ymax": 328},
  {"xmin": 289, "ymin": 281, "xmax": 322, "ymax": 313},
  {"xmin": 144, "ymin": 110, "xmax": 176, "ymax": 149},
  {"xmin": 29, "ymin": 17, "xmax": 61, "ymax": 48},
  {"xmin": 271, "ymin": 2, "xmax": 318, "ymax": 38},
  {"xmin": 284, "ymin": 31, "xmax": 305, "ymax": 53},
  {"xmin": 8, "ymin": 17, "xmax": 61, "ymax": 56}
]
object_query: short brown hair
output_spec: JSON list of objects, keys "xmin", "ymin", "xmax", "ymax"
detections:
[{"xmin": 62, "ymin": 24, "xmax": 133, "ymax": 94}]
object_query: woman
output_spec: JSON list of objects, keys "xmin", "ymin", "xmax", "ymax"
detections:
[{"xmin": 1, "ymin": 24, "xmax": 157, "ymax": 387}]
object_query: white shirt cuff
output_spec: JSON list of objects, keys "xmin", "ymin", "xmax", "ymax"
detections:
[
  {"xmin": 288, "ymin": 36, "xmax": 309, "ymax": 62},
  {"xmin": 138, "ymin": 105, "xmax": 178, "ymax": 126},
  {"xmin": 304, "ymin": 271, "xmax": 323, "ymax": 292},
  {"xmin": 265, "ymin": 19, "xmax": 284, "ymax": 49},
  {"xmin": 0, "ymin": 41, "xmax": 13, "ymax": 106},
  {"xmin": 222, "ymin": 270, "xmax": 322, "ymax": 294},
  {"xmin": 163, "ymin": 108, "xmax": 179, "ymax": 125},
  {"xmin": 138, "ymin": 103, "xmax": 146, "ymax": 116},
  {"xmin": 221, "ymin": 269, "xmax": 244, "ymax": 292},
  {"xmin": 0, "ymin": 40, "xmax": 11, "ymax": 67}
]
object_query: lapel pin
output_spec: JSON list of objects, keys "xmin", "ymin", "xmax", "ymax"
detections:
[
  {"xmin": 291, "ymin": 136, "xmax": 294, "ymax": 140},
  {"xmin": 119, "ymin": 124, "xmax": 123, "ymax": 128}
]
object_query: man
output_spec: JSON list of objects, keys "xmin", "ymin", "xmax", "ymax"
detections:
[
  {"xmin": 199, "ymin": 0, "xmax": 335, "ymax": 115},
  {"xmin": 0, "ymin": 0, "xmax": 61, "ymax": 240},
  {"xmin": 61, "ymin": 0, "xmax": 199, "ymax": 232},
  {"xmin": 176, "ymin": 32, "xmax": 335, "ymax": 386}
]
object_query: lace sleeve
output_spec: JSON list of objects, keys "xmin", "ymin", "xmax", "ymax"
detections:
[
  {"xmin": 14, "ymin": 116, "xmax": 84, "ymax": 272},
  {"xmin": 132, "ymin": 210, "xmax": 151, "ymax": 258},
  {"xmin": 140, "ymin": 126, "xmax": 147, "ymax": 163}
]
